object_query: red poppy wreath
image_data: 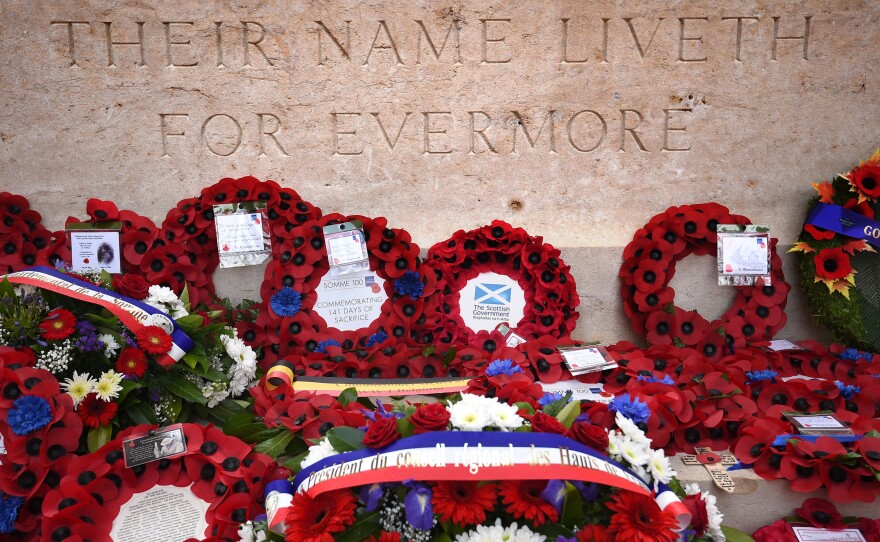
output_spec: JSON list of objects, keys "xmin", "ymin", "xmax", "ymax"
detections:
[
  {"xmin": 422, "ymin": 220, "xmax": 580, "ymax": 347},
  {"xmin": 619, "ymin": 203, "xmax": 790, "ymax": 360},
  {"xmin": 37, "ymin": 423, "xmax": 288, "ymax": 542},
  {"xmin": 255, "ymin": 213, "xmax": 440, "ymax": 370}
]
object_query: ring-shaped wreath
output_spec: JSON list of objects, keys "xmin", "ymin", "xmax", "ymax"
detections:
[
  {"xmin": 37, "ymin": 422, "xmax": 287, "ymax": 542},
  {"xmin": 423, "ymin": 220, "xmax": 580, "ymax": 348},
  {"xmin": 256, "ymin": 213, "xmax": 439, "ymax": 372},
  {"xmin": 619, "ymin": 203, "xmax": 790, "ymax": 360}
]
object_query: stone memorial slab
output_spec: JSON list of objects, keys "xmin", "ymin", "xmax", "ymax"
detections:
[{"xmin": 1, "ymin": 1, "xmax": 878, "ymax": 341}]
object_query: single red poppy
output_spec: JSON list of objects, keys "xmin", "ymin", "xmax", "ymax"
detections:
[
  {"xmin": 846, "ymin": 163, "xmax": 880, "ymax": 200},
  {"xmin": 813, "ymin": 247, "xmax": 852, "ymax": 280}
]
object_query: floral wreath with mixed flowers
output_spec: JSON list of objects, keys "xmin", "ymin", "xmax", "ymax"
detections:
[
  {"xmin": 256, "ymin": 379, "xmax": 726, "ymax": 542},
  {"xmin": 0, "ymin": 272, "xmax": 258, "ymax": 453},
  {"xmin": 620, "ymin": 203, "xmax": 789, "ymax": 361},
  {"xmin": 791, "ymin": 149, "xmax": 880, "ymax": 352}
]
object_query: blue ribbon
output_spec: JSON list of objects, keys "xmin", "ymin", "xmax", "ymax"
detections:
[
  {"xmin": 806, "ymin": 202, "xmax": 880, "ymax": 247},
  {"xmin": 771, "ymin": 433, "xmax": 863, "ymax": 447},
  {"xmin": 292, "ymin": 431, "xmax": 648, "ymax": 493}
]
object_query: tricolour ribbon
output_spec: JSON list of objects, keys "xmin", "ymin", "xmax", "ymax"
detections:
[
  {"xmin": 290, "ymin": 432, "xmax": 689, "ymax": 530},
  {"xmin": 806, "ymin": 202, "xmax": 880, "ymax": 247},
  {"xmin": 2, "ymin": 266, "xmax": 194, "ymax": 367}
]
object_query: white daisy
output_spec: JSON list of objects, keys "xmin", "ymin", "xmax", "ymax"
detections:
[
  {"xmin": 94, "ymin": 371, "xmax": 123, "ymax": 401},
  {"xmin": 300, "ymin": 438, "xmax": 339, "ymax": 469},
  {"xmin": 646, "ymin": 448, "xmax": 675, "ymax": 486}
]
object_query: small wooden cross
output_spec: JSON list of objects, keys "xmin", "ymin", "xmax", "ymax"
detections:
[{"xmin": 680, "ymin": 447, "xmax": 737, "ymax": 493}]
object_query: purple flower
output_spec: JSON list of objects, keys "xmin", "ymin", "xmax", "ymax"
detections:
[
  {"xmin": 403, "ymin": 482, "xmax": 433, "ymax": 530},
  {"xmin": 541, "ymin": 480, "xmax": 566, "ymax": 514},
  {"xmin": 360, "ymin": 483, "xmax": 385, "ymax": 512}
]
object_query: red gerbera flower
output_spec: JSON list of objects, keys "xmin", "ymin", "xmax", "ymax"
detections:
[
  {"xmin": 116, "ymin": 347, "xmax": 148, "ymax": 378},
  {"xmin": 577, "ymin": 525, "xmax": 610, "ymax": 541},
  {"xmin": 135, "ymin": 325, "xmax": 172, "ymax": 354},
  {"xmin": 813, "ymin": 247, "xmax": 851, "ymax": 280},
  {"xmin": 432, "ymin": 480, "xmax": 497, "ymax": 526},
  {"xmin": 39, "ymin": 308, "xmax": 77, "ymax": 340},
  {"xmin": 285, "ymin": 489, "xmax": 357, "ymax": 542},
  {"xmin": 366, "ymin": 532, "xmax": 401, "ymax": 542},
  {"xmin": 499, "ymin": 480, "xmax": 558, "ymax": 526},
  {"xmin": 77, "ymin": 393, "xmax": 118, "ymax": 428},
  {"xmin": 607, "ymin": 491, "xmax": 679, "ymax": 542}
]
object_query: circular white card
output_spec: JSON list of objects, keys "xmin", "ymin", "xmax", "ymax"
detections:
[
  {"xmin": 313, "ymin": 269, "xmax": 387, "ymax": 332},
  {"xmin": 460, "ymin": 272, "xmax": 526, "ymax": 333},
  {"xmin": 110, "ymin": 484, "xmax": 209, "ymax": 542}
]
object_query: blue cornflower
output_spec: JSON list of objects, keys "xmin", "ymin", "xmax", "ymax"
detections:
[
  {"xmin": 365, "ymin": 330, "xmax": 388, "ymax": 348},
  {"xmin": 403, "ymin": 482, "xmax": 433, "ymax": 530},
  {"xmin": 839, "ymin": 348, "xmax": 862, "ymax": 361},
  {"xmin": 746, "ymin": 370, "xmax": 779, "ymax": 383},
  {"xmin": 636, "ymin": 373, "xmax": 675, "ymax": 385},
  {"xmin": 7, "ymin": 396, "xmax": 52, "ymax": 436},
  {"xmin": 835, "ymin": 381, "xmax": 861, "ymax": 399},
  {"xmin": 539, "ymin": 392, "xmax": 568, "ymax": 407},
  {"xmin": 0, "ymin": 492, "xmax": 25, "ymax": 534},
  {"xmin": 541, "ymin": 480, "xmax": 566, "ymax": 514},
  {"xmin": 394, "ymin": 271, "xmax": 424, "ymax": 299},
  {"xmin": 608, "ymin": 393, "xmax": 651, "ymax": 425},
  {"xmin": 315, "ymin": 339, "xmax": 341, "ymax": 354},
  {"xmin": 485, "ymin": 358, "xmax": 522, "ymax": 377},
  {"xmin": 270, "ymin": 287, "xmax": 302, "ymax": 317}
]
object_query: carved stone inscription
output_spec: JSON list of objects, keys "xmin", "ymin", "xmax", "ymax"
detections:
[{"xmin": 1, "ymin": 1, "xmax": 878, "ymax": 253}]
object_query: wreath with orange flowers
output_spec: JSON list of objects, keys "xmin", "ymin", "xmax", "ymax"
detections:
[
  {"xmin": 620, "ymin": 203, "xmax": 789, "ymax": 360},
  {"xmin": 792, "ymin": 149, "xmax": 880, "ymax": 352}
]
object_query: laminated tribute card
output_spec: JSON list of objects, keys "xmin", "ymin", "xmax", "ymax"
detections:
[
  {"xmin": 716, "ymin": 224, "xmax": 771, "ymax": 286},
  {"xmin": 67, "ymin": 222, "xmax": 123, "ymax": 274},
  {"xmin": 213, "ymin": 202, "xmax": 271, "ymax": 268}
]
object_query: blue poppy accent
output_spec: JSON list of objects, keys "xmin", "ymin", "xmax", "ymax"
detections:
[
  {"xmin": 7, "ymin": 396, "xmax": 52, "ymax": 436},
  {"xmin": 485, "ymin": 358, "xmax": 522, "ymax": 377},
  {"xmin": 835, "ymin": 381, "xmax": 861, "ymax": 399},
  {"xmin": 608, "ymin": 393, "xmax": 651, "ymax": 425},
  {"xmin": 393, "ymin": 271, "xmax": 424, "ymax": 300},
  {"xmin": 0, "ymin": 492, "xmax": 25, "ymax": 534},
  {"xmin": 745, "ymin": 370, "xmax": 779, "ymax": 383},
  {"xmin": 270, "ymin": 287, "xmax": 302, "ymax": 317},
  {"xmin": 636, "ymin": 373, "xmax": 675, "ymax": 385},
  {"xmin": 315, "ymin": 339, "xmax": 341, "ymax": 354},
  {"xmin": 365, "ymin": 330, "xmax": 388, "ymax": 348}
]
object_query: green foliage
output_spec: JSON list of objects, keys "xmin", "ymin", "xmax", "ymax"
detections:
[
  {"xmin": 560, "ymin": 482, "xmax": 585, "ymax": 527},
  {"xmin": 87, "ymin": 424, "xmax": 113, "ymax": 453},
  {"xmin": 327, "ymin": 426, "xmax": 365, "ymax": 452},
  {"xmin": 542, "ymin": 391, "xmax": 573, "ymax": 417},
  {"xmin": 254, "ymin": 431, "xmax": 295, "ymax": 458},
  {"xmin": 555, "ymin": 399, "xmax": 581, "ymax": 429},
  {"xmin": 337, "ymin": 387, "xmax": 358, "ymax": 407},
  {"xmin": 162, "ymin": 375, "xmax": 205, "ymax": 405}
]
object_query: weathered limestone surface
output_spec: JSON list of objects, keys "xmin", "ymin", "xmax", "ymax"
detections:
[{"xmin": 1, "ymin": 0, "xmax": 878, "ymax": 340}]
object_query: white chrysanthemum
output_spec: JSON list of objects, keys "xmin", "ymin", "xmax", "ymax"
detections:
[
  {"xmin": 455, "ymin": 519, "xmax": 546, "ymax": 542},
  {"xmin": 94, "ymin": 374, "xmax": 123, "ymax": 401},
  {"xmin": 300, "ymin": 438, "xmax": 339, "ymax": 469},
  {"xmin": 170, "ymin": 304, "xmax": 189, "ymax": 319},
  {"xmin": 488, "ymin": 401, "xmax": 524, "ymax": 431},
  {"xmin": 606, "ymin": 430, "xmax": 625, "ymax": 460},
  {"xmin": 618, "ymin": 436, "xmax": 650, "ymax": 467},
  {"xmin": 100, "ymin": 369, "xmax": 124, "ymax": 385},
  {"xmin": 147, "ymin": 285, "xmax": 180, "ymax": 304},
  {"xmin": 615, "ymin": 412, "xmax": 652, "ymax": 447},
  {"xmin": 98, "ymin": 333, "xmax": 120, "ymax": 359},
  {"xmin": 222, "ymin": 335, "xmax": 257, "ymax": 366},
  {"xmin": 62, "ymin": 371, "xmax": 97, "ymax": 407},
  {"xmin": 646, "ymin": 448, "xmax": 675, "ymax": 486},
  {"xmin": 448, "ymin": 400, "xmax": 489, "ymax": 431}
]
